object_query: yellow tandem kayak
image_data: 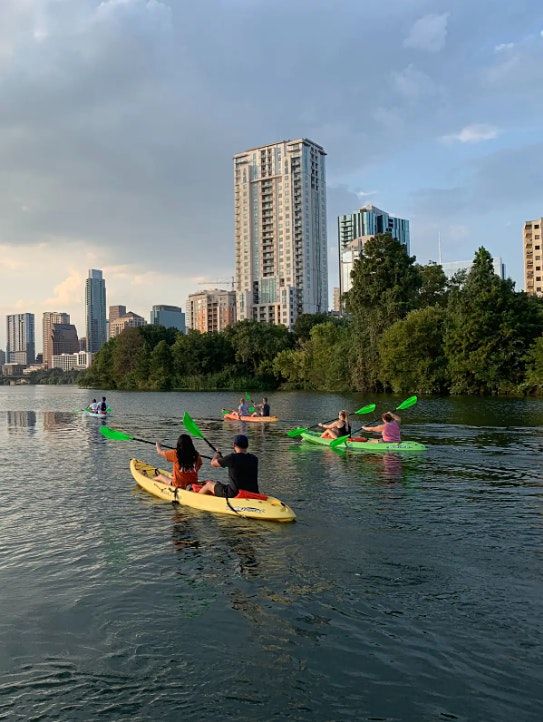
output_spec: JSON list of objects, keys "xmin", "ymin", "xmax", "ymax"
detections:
[{"xmin": 129, "ymin": 459, "xmax": 296, "ymax": 523}]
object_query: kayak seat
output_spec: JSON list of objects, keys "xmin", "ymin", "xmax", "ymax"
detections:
[
  {"xmin": 349, "ymin": 436, "xmax": 368, "ymax": 443},
  {"xmin": 190, "ymin": 482, "xmax": 268, "ymax": 500}
]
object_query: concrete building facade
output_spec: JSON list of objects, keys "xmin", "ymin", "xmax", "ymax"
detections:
[
  {"xmin": 523, "ymin": 218, "xmax": 543, "ymax": 296},
  {"xmin": 186, "ymin": 289, "xmax": 236, "ymax": 333},
  {"xmin": 234, "ymin": 138, "xmax": 327, "ymax": 328},
  {"xmin": 109, "ymin": 311, "xmax": 146, "ymax": 338},
  {"xmin": 441, "ymin": 257, "xmax": 506, "ymax": 281}
]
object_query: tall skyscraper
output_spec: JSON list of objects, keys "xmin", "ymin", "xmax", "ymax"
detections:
[
  {"xmin": 150, "ymin": 305, "xmax": 186, "ymax": 333},
  {"xmin": 234, "ymin": 138, "xmax": 327, "ymax": 327},
  {"xmin": 338, "ymin": 204, "xmax": 411, "ymax": 297},
  {"xmin": 43, "ymin": 312, "xmax": 70, "ymax": 368},
  {"xmin": 523, "ymin": 218, "xmax": 543, "ymax": 296},
  {"xmin": 85, "ymin": 269, "xmax": 107, "ymax": 353},
  {"xmin": 186, "ymin": 290, "xmax": 236, "ymax": 333},
  {"xmin": 6, "ymin": 313, "xmax": 35, "ymax": 365}
]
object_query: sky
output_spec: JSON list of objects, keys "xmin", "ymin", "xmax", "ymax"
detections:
[{"xmin": 1, "ymin": 0, "xmax": 543, "ymax": 350}]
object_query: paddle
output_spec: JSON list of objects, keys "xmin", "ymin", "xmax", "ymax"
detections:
[
  {"xmin": 287, "ymin": 403, "xmax": 377, "ymax": 438},
  {"xmin": 81, "ymin": 405, "xmax": 112, "ymax": 413},
  {"xmin": 330, "ymin": 395, "xmax": 418, "ymax": 448},
  {"xmin": 99, "ymin": 425, "xmax": 212, "ymax": 459},
  {"xmin": 182, "ymin": 411, "xmax": 219, "ymax": 453}
]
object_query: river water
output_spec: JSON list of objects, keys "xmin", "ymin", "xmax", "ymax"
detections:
[{"xmin": 0, "ymin": 386, "xmax": 541, "ymax": 721}]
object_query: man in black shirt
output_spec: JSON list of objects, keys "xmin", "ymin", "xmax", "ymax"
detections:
[
  {"xmin": 198, "ymin": 434, "xmax": 259, "ymax": 498},
  {"xmin": 252, "ymin": 396, "xmax": 270, "ymax": 417}
]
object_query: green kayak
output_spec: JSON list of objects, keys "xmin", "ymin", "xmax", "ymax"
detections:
[
  {"xmin": 300, "ymin": 430, "xmax": 337, "ymax": 446},
  {"xmin": 344, "ymin": 439, "xmax": 427, "ymax": 452}
]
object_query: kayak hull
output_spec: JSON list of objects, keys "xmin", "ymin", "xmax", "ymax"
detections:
[
  {"xmin": 129, "ymin": 459, "xmax": 295, "ymax": 522},
  {"xmin": 84, "ymin": 411, "xmax": 107, "ymax": 418},
  {"xmin": 300, "ymin": 430, "xmax": 336, "ymax": 447},
  {"xmin": 223, "ymin": 413, "xmax": 279, "ymax": 423},
  {"xmin": 345, "ymin": 440, "xmax": 427, "ymax": 452}
]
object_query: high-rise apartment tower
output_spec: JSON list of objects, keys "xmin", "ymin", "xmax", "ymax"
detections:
[
  {"xmin": 234, "ymin": 139, "xmax": 327, "ymax": 327},
  {"xmin": 6, "ymin": 313, "xmax": 35, "ymax": 365},
  {"xmin": 523, "ymin": 218, "xmax": 543, "ymax": 296},
  {"xmin": 186, "ymin": 290, "xmax": 236, "ymax": 333},
  {"xmin": 85, "ymin": 269, "xmax": 107, "ymax": 353}
]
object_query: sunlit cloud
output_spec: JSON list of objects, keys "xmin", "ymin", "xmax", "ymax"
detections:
[{"xmin": 404, "ymin": 13, "xmax": 449, "ymax": 52}]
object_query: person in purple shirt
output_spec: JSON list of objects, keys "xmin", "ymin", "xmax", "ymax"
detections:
[{"xmin": 362, "ymin": 411, "xmax": 401, "ymax": 443}]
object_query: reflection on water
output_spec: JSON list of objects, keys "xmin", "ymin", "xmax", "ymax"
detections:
[{"xmin": 6, "ymin": 410, "xmax": 36, "ymax": 429}]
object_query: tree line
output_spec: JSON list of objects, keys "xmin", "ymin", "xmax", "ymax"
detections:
[{"xmin": 80, "ymin": 235, "xmax": 543, "ymax": 395}]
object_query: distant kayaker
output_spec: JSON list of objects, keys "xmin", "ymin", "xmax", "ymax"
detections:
[
  {"xmin": 252, "ymin": 397, "xmax": 270, "ymax": 417},
  {"xmin": 154, "ymin": 434, "xmax": 203, "ymax": 488},
  {"xmin": 362, "ymin": 411, "xmax": 401, "ymax": 443},
  {"xmin": 198, "ymin": 434, "xmax": 259, "ymax": 497},
  {"xmin": 319, "ymin": 410, "xmax": 351, "ymax": 439},
  {"xmin": 99, "ymin": 396, "xmax": 107, "ymax": 413},
  {"xmin": 89, "ymin": 398, "xmax": 98, "ymax": 412},
  {"xmin": 233, "ymin": 397, "xmax": 251, "ymax": 419}
]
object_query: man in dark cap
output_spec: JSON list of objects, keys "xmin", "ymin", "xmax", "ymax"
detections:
[{"xmin": 198, "ymin": 434, "xmax": 259, "ymax": 497}]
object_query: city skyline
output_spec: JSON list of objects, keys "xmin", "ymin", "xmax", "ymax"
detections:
[{"xmin": 1, "ymin": 1, "xmax": 543, "ymax": 348}]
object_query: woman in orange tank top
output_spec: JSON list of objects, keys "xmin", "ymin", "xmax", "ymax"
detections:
[{"xmin": 154, "ymin": 434, "xmax": 202, "ymax": 488}]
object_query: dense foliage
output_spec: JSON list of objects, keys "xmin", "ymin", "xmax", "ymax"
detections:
[{"xmin": 80, "ymin": 236, "xmax": 543, "ymax": 395}]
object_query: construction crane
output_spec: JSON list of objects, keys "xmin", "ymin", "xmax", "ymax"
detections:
[{"xmin": 197, "ymin": 277, "xmax": 237, "ymax": 290}]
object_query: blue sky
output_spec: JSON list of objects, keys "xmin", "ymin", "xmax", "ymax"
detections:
[{"xmin": 1, "ymin": 0, "xmax": 542, "ymax": 348}]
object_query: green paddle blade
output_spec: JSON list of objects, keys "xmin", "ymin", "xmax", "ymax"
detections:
[
  {"xmin": 329, "ymin": 434, "xmax": 349, "ymax": 449},
  {"xmin": 245, "ymin": 391, "xmax": 251, "ymax": 400},
  {"xmin": 396, "ymin": 395, "xmax": 418, "ymax": 411},
  {"xmin": 287, "ymin": 427, "xmax": 308, "ymax": 438},
  {"xmin": 183, "ymin": 411, "xmax": 204, "ymax": 440},
  {"xmin": 99, "ymin": 426, "xmax": 133, "ymax": 441},
  {"xmin": 354, "ymin": 403, "xmax": 376, "ymax": 415}
]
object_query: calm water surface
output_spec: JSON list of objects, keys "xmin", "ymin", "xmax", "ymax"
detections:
[{"xmin": 0, "ymin": 387, "xmax": 542, "ymax": 721}]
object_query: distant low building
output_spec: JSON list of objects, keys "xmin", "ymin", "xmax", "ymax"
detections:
[
  {"xmin": 332, "ymin": 287, "xmax": 341, "ymax": 313},
  {"xmin": 150, "ymin": 305, "xmax": 186, "ymax": 333},
  {"xmin": 51, "ymin": 351, "xmax": 94, "ymax": 371},
  {"xmin": 441, "ymin": 257, "xmax": 506, "ymax": 280},
  {"xmin": 109, "ymin": 312, "xmax": 146, "ymax": 338},
  {"xmin": 2, "ymin": 363, "xmax": 25, "ymax": 376},
  {"xmin": 23, "ymin": 364, "xmax": 48, "ymax": 375},
  {"xmin": 0, "ymin": 349, "xmax": 5, "ymax": 367}
]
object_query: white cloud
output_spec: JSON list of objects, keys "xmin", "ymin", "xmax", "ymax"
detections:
[
  {"xmin": 494, "ymin": 42, "xmax": 515, "ymax": 52},
  {"xmin": 404, "ymin": 13, "xmax": 449, "ymax": 52},
  {"xmin": 441, "ymin": 124, "xmax": 500, "ymax": 143},
  {"xmin": 392, "ymin": 64, "xmax": 436, "ymax": 100},
  {"xmin": 356, "ymin": 190, "xmax": 378, "ymax": 198}
]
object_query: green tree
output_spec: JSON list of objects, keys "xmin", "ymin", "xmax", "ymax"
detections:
[
  {"xmin": 523, "ymin": 335, "xmax": 543, "ymax": 393},
  {"xmin": 416, "ymin": 262, "xmax": 449, "ymax": 307},
  {"xmin": 148, "ymin": 340, "xmax": 173, "ymax": 390},
  {"xmin": 111, "ymin": 328, "xmax": 148, "ymax": 389},
  {"xmin": 225, "ymin": 320, "xmax": 294, "ymax": 377},
  {"xmin": 344, "ymin": 233, "xmax": 422, "ymax": 391},
  {"xmin": 274, "ymin": 321, "xmax": 351, "ymax": 390},
  {"xmin": 444, "ymin": 247, "xmax": 543, "ymax": 394},
  {"xmin": 293, "ymin": 313, "xmax": 334, "ymax": 341},
  {"xmin": 379, "ymin": 306, "xmax": 449, "ymax": 393}
]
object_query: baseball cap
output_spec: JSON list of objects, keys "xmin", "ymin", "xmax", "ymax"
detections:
[{"xmin": 233, "ymin": 434, "xmax": 249, "ymax": 449}]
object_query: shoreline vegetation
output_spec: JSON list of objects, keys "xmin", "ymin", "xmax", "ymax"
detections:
[{"xmin": 22, "ymin": 235, "xmax": 543, "ymax": 396}]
